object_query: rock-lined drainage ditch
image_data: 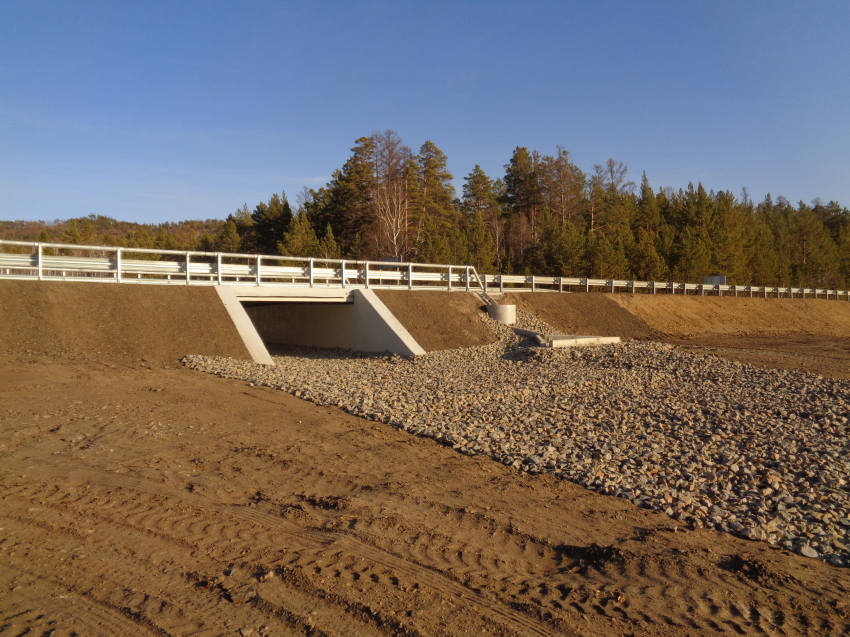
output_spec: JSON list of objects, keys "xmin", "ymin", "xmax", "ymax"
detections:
[{"xmin": 184, "ymin": 311, "xmax": 850, "ymax": 567}]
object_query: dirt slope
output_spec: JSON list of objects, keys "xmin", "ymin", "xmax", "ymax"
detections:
[
  {"xmin": 501, "ymin": 292, "xmax": 660, "ymax": 339},
  {"xmin": 0, "ymin": 280, "xmax": 250, "ymax": 365},
  {"xmin": 375, "ymin": 290, "xmax": 497, "ymax": 351},
  {"xmin": 2, "ymin": 352, "xmax": 849, "ymax": 636},
  {"xmin": 609, "ymin": 295, "xmax": 850, "ymax": 338}
]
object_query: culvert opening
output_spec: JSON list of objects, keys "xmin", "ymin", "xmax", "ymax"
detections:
[
  {"xmin": 241, "ymin": 300, "xmax": 355, "ymax": 352},
  {"xmin": 227, "ymin": 288, "xmax": 425, "ymax": 358}
]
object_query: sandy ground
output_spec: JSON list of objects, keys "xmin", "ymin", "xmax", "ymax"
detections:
[
  {"xmin": 3, "ymin": 353, "xmax": 850, "ymax": 637},
  {"xmin": 2, "ymin": 282, "xmax": 850, "ymax": 636}
]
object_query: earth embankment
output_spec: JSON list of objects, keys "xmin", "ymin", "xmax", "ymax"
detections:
[
  {"xmin": 374, "ymin": 290, "xmax": 497, "ymax": 351},
  {"xmin": 500, "ymin": 292, "xmax": 850, "ymax": 378},
  {"xmin": 0, "ymin": 280, "xmax": 250, "ymax": 365},
  {"xmin": 609, "ymin": 294, "xmax": 850, "ymax": 338},
  {"xmin": 501, "ymin": 292, "xmax": 660, "ymax": 338}
]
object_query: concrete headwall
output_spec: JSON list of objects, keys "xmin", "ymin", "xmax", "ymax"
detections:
[{"xmin": 243, "ymin": 289, "xmax": 425, "ymax": 357}]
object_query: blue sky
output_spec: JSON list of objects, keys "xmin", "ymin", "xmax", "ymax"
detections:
[{"xmin": 1, "ymin": 1, "xmax": 848, "ymax": 224}]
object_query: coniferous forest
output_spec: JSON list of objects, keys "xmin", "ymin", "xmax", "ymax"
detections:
[{"xmin": 3, "ymin": 130, "xmax": 849, "ymax": 288}]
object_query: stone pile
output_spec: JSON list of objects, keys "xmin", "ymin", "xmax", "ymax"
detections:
[{"xmin": 184, "ymin": 311, "xmax": 850, "ymax": 566}]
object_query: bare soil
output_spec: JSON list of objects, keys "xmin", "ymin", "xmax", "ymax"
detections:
[
  {"xmin": 0, "ymin": 280, "xmax": 250, "ymax": 365},
  {"xmin": 2, "ymin": 283, "xmax": 850, "ymax": 636},
  {"xmin": 3, "ymin": 353, "xmax": 850, "ymax": 637},
  {"xmin": 609, "ymin": 295, "xmax": 850, "ymax": 339},
  {"xmin": 508, "ymin": 292, "xmax": 850, "ymax": 380},
  {"xmin": 501, "ymin": 293, "xmax": 659, "ymax": 339},
  {"xmin": 375, "ymin": 290, "xmax": 497, "ymax": 351}
]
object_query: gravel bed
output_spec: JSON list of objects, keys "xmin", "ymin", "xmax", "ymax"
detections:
[{"xmin": 184, "ymin": 311, "xmax": 850, "ymax": 566}]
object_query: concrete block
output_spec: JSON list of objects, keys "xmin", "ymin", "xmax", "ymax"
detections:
[{"xmin": 544, "ymin": 335, "xmax": 621, "ymax": 348}]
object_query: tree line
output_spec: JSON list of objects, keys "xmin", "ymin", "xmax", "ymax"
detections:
[
  {"xmin": 222, "ymin": 130, "xmax": 849, "ymax": 288},
  {"xmin": 3, "ymin": 130, "xmax": 849, "ymax": 288}
]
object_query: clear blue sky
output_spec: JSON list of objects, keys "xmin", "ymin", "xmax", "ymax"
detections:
[{"xmin": 2, "ymin": 1, "xmax": 848, "ymax": 224}]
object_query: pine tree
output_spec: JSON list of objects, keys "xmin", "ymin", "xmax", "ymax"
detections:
[
  {"xmin": 216, "ymin": 220, "xmax": 242, "ymax": 253},
  {"xmin": 278, "ymin": 211, "xmax": 320, "ymax": 257},
  {"xmin": 318, "ymin": 224, "xmax": 341, "ymax": 260},
  {"xmin": 503, "ymin": 147, "xmax": 544, "ymax": 248},
  {"xmin": 464, "ymin": 210, "xmax": 497, "ymax": 273},
  {"xmin": 62, "ymin": 220, "xmax": 83, "ymax": 244},
  {"xmin": 305, "ymin": 137, "xmax": 378, "ymax": 257},
  {"xmin": 250, "ymin": 193, "xmax": 294, "ymax": 254},
  {"xmin": 462, "ymin": 165, "xmax": 504, "ymax": 271}
]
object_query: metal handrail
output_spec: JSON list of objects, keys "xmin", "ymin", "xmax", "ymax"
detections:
[{"xmin": 1, "ymin": 239, "xmax": 848, "ymax": 300}]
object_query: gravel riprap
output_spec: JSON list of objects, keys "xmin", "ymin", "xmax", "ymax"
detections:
[{"xmin": 183, "ymin": 310, "xmax": 850, "ymax": 567}]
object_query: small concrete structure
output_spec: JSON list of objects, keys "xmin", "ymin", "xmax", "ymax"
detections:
[
  {"xmin": 219, "ymin": 286, "xmax": 426, "ymax": 360},
  {"xmin": 486, "ymin": 304, "xmax": 516, "ymax": 325},
  {"xmin": 215, "ymin": 286, "xmax": 275, "ymax": 365},
  {"xmin": 513, "ymin": 327, "xmax": 621, "ymax": 349}
]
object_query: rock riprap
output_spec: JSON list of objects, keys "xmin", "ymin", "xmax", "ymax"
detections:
[{"xmin": 183, "ymin": 311, "xmax": 850, "ymax": 567}]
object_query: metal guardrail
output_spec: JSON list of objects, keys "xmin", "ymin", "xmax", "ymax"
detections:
[
  {"xmin": 1, "ymin": 240, "xmax": 848, "ymax": 300},
  {"xmin": 0, "ymin": 240, "xmax": 482, "ymax": 291}
]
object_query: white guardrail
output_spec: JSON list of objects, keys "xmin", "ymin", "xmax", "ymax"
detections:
[{"xmin": 1, "ymin": 239, "xmax": 848, "ymax": 300}]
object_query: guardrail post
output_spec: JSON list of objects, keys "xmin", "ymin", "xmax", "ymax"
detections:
[
  {"xmin": 650, "ymin": 281, "xmax": 656, "ymax": 294},
  {"xmin": 364, "ymin": 262, "xmax": 369, "ymax": 288},
  {"xmin": 584, "ymin": 278, "xmax": 589, "ymax": 292},
  {"xmin": 499, "ymin": 274, "xmax": 504, "ymax": 293},
  {"xmin": 37, "ymin": 244, "xmax": 43, "ymax": 280},
  {"xmin": 256, "ymin": 255, "xmax": 261, "ymax": 286},
  {"xmin": 558, "ymin": 277, "xmax": 563, "ymax": 293},
  {"xmin": 341, "ymin": 260, "xmax": 346, "ymax": 288},
  {"xmin": 116, "ymin": 247, "xmax": 122, "ymax": 283},
  {"xmin": 216, "ymin": 253, "xmax": 222, "ymax": 285},
  {"xmin": 185, "ymin": 252, "xmax": 191, "ymax": 284},
  {"xmin": 629, "ymin": 280, "xmax": 635, "ymax": 293},
  {"xmin": 763, "ymin": 286, "xmax": 767, "ymax": 298},
  {"xmin": 609, "ymin": 280, "xmax": 614, "ymax": 293},
  {"xmin": 670, "ymin": 282, "xmax": 674, "ymax": 295},
  {"xmin": 407, "ymin": 262, "xmax": 413, "ymax": 290},
  {"xmin": 483, "ymin": 273, "xmax": 488, "ymax": 293},
  {"xmin": 308, "ymin": 258, "xmax": 314, "ymax": 287},
  {"xmin": 447, "ymin": 265, "xmax": 452, "ymax": 291},
  {"xmin": 465, "ymin": 266, "xmax": 470, "ymax": 291},
  {"xmin": 531, "ymin": 275, "xmax": 535, "ymax": 292}
]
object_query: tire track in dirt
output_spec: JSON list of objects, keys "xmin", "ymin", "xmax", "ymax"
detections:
[
  {"xmin": 5, "ymin": 459, "xmax": 849, "ymax": 636},
  {"xmin": 0, "ymin": 508, "xmax": 302, "ymax": 637},
  {"xmin": 0, "ymin": 460, "xmax": 564, "ymax": 637},
  {"xmin": 0, "ymin": 493, "xmax": 394, "ymax": 637},
  {"xmin": 0, "ymin": 564, "xmax": 165, "ymax": 637}
]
